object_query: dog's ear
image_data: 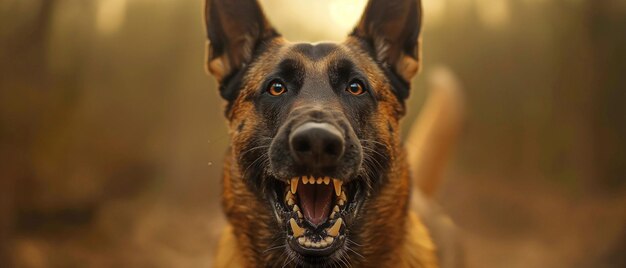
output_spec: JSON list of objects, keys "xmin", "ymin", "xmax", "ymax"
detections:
[
  {"xmin": 351, "ymin": 0, "xmax": 423, "ymax": 82},
  {"xmin": 204, "ymin": 0, "xmax": 279, "ymax": 97}
]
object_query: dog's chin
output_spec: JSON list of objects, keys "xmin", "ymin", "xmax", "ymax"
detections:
[{"xmin": 266, "ymin": 174, "xmax": 366, "ymax": 264}]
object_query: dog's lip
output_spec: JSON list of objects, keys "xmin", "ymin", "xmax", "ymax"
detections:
[{"xmin": 287, "ymin": 232, "xmax": 345, "ymax": 257}]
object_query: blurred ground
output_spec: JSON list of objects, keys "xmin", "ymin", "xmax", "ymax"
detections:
[{"xmin": 1, "ymin": 0, "xmax": 625, "ymax": 267}]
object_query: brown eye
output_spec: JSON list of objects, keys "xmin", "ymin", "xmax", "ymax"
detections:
[
  {"xmin": 346, "ymin": 81, "xmax": 366, "ymax": 95},
  {"xmin": 267, "ymin": 81, "xmax": 287, "ymax": 96}
]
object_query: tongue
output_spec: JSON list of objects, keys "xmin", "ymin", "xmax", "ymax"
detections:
[{"xmin": 297, "ymin": 182, "xmax": 334, "ymax": 226}]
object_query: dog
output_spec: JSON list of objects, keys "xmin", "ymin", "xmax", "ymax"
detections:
[{"xmin": 204, "ymin": 0, "xmax": 464, "ymax": 267}]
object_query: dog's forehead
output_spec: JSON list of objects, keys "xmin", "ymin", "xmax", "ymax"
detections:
[
  {"xmin": 289, "ymin": 42, "xmax": 340, "ymax": 61},
  {"xmin": 277, "ymin": 42, "xmax": 362, "ymax": 66}
]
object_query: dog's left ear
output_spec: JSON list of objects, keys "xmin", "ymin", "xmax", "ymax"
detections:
[
  {"xmin": 351, "ymin": 0, "xmax": 423, "ymax": 83},
  {"xmin": 204, "ymin": 0, "xmax": 279, "ymax": 95}
]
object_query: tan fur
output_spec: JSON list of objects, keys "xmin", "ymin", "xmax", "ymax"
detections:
[
  {"xmin": 213, "ymin": 61, "xmax": 458, "ymax": 266},
  {"xmin": 206, "ymin": 1, "xmax": 463, "ymax": 266},
  {"xmin": 212, "ymin": 63, "xmax": 465, "ymax": 266}
]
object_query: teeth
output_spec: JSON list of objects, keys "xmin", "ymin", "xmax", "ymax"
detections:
[
  {"xmin": 333, "ymin": 205, "xmax": 340, "ymax": 212},
  {"xmin": 337, "ymin": 191, "xmax": 347, "ymax": 206},
  {"xmin": 290, "ymin": 218, "xmax": 306, "ymax": 237},
  {"xmin": 316, "ymin": 177, "xmax": 323, "ymax": 184},
  {"xmin": 290, "ymin": 177, "xmax": 299, "ymax": 194},
  {"xmin": 330, "ymin": 212, "xmax": 336, "ymax": 218},
  {"xmin": 297, "ymin": 235, "xmax": 336, "ymax": 248},
  {"xmin": 286, "ymin": 191, "xmax": 295, "ymax": 206},
  {"xmin": 297, "ymin": 211, "xmax": 303, "ymax": 219},
  {"xmin": 309, "ymin": 175, "xmax": 316, "ymax": 184},
  {"xmin": 293, "ymin": 205, "xmax": 300, "ymax": 212},
  {"xmin": 323, "ymin": 176, "xmax": 330, "ymax": 185},
  {"xmin": 326, "ymin": 218, "xmax": 343, "ymax": 237},
  {"xmin": 302, "ymin": 175, "xmax": 309, "ymax": 184},
  {"xmin": 333, "ymin": 179, "xmax": 342, "ymax": 196}
]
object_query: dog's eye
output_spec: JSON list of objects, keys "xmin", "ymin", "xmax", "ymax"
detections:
[
  {"xmin": 267, "ymin": 81, "xmax": 287, "ymax": 96},
  {"xmin": 346, "ymin": 81, "xmax": 366, "ymax": 96}
]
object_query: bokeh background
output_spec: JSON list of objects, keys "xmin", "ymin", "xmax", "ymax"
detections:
[{"xmin": 1, "ymin": 0, "xmax": 625, "ymax": 267}]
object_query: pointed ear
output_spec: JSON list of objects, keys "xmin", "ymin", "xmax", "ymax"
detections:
[
  {"xmin": 351, "ymin": 0, "xmax": 423, "ymax": 82},
  {"xmin": 204, "ymin": 0, "xmax": 279, "ymax": 92}
]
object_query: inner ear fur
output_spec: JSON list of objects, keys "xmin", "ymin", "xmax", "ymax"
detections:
[
  {"xmin": 204, "ymin": 0, "xmax": 279, "ymax": 84},
  {"xmin": 351, "ymin": 0, "xmax": 423, "ymax": 82}
]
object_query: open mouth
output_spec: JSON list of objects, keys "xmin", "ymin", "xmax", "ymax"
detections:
[{"xmin": 274, "ymin": 175, "xmax": 357, "ymax": 256}]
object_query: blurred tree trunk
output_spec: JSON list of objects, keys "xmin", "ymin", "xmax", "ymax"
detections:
[
  {"xmin": 585, "ymin": 0, "xmax": 626, "ymax": 192},
  {"xmin": 0, "ymin": 0, "xmax": 57, "ymax": 266},
  {"xmin": 550, "ymin": 0, "xmax": 626, "ymax": 194}
]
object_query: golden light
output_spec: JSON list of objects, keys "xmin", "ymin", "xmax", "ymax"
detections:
[
  {"xmin": 476, "ymin": 0, "xmax": 511, "ymax": 30},
  {"xmin": 96, "ymin": 0, "xmax": 127, "ymax": 36},
  {"xmin": 328, "ymin": 0, "xmax": 367, "ymax": 34},
  {"xmin": 260, "ymin": 0, "xmax": 366, "ymax": 41},
  {"xmin": 422, "ymin": 0, "xmax": 447, "ymax": 26}
]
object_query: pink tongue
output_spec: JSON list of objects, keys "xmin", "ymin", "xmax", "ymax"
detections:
[{"xmin": 297, "ymin": 182, "xmax": 333, "ymax": 226}]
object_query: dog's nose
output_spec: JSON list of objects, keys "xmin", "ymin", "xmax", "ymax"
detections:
[{"xmin": 289, "ymin": 122, "xmax": 344, "ymax": 168}]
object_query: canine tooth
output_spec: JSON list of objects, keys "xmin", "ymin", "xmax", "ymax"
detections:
[
  {"xmin": 302, "ymin": 176, "xmax": 309, "ymax": 184},
  {"xmin": 289, "ymin": 218, "xmax": 305, "ymax": 237},
  {"xmin": 325, "ymin": 236, "xmax": 334, "ymax": 243},
  {"xmin": 291, "ymin": 178, "xmax": 299, "ymax": 194},
  {"xmin": 326, "ymin": 218, "xmax": 343, "ymax": 237},
  {"xmin": 298, "ymin": 237, "xmax": 306, "ymax": 245},
  {"xmin": 316, "ymin": 177, "xmax": 323, "ymax": 184},
  {"xmin": 333, "ymin": 205, "xmax": 340, "ymax": 212},
  {"xmin": 293, "ymin": 205, "xmax": 300, "ymax": 212},
  {"xmin": 323, "ymin": 176, "xmax": 330, "ymax": 185},
  {"xmin": 333, "ymin": 179, "xmax": 342, "ymax": 196}
]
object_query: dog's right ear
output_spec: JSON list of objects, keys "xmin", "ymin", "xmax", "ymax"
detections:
[{"xmin": 204, "ymin": 0, "xmax": 279, "ymax": 99}]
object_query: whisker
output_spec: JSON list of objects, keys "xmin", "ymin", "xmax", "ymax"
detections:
[
  {"xmin": 346, "ymin": 239, "xmax": 365, "ymax": 259},
  {"xmin": 240, "ymin": 144, "xmax": 271, "ymax": 157},
  {"xmin": 242, "ymin": 152, "xmax": 268, "ymax": 178}
]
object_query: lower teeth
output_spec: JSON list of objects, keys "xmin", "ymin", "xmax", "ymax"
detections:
[
  {"xmin": 289, "ymin": 217, "xmax": 343, "ymax": 249},
  {"xmin": 297, "ymin": 236, "xmax": 335, "ymax": 248}
]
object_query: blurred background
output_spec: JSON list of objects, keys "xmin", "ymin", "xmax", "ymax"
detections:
[{"xmin": 1, "ymin": 0, "xmax": 625, "ymax": 267}]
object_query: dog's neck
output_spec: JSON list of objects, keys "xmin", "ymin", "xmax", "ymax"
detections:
[{"xmin": 219, "ymin": 145, "xmax": 438, "ymax": 267}]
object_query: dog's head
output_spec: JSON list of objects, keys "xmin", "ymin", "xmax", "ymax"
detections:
[{"xmin": 205, "ymin": 0, "xmax": 422, "ymax": 265}]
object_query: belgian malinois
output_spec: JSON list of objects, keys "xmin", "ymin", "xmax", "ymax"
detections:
[{"xmin": 204, "ymin": 0, "xmax": 464, "ymax": 267}]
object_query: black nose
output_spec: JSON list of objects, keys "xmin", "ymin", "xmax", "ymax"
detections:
[{"xmin": 289, "ymin": 122, "xmax": 345, "ymax": 168}]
